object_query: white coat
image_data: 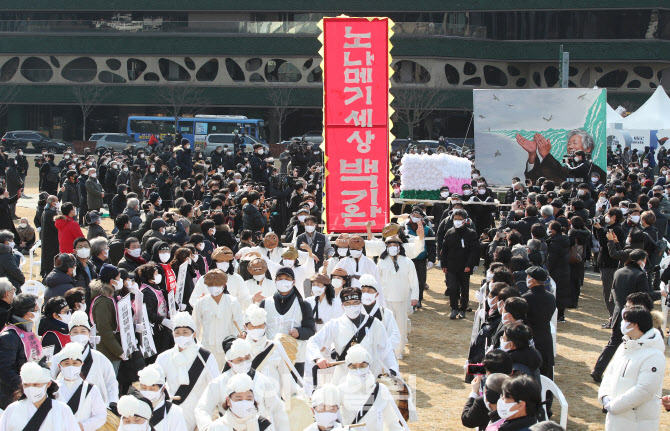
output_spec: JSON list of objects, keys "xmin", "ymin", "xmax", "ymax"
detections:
[
  {"xmin": 152, "ymin": 398, "xmax": 188, "ymax": 431},
  {"xmin": 246, "ymin": 278, "xmax": 277, "ymax": 305},
  {"xmin": 190, "ymin": 273, "xmax": 251, "ymax": 310},
  {"xmin": 365, "ymin": 236, "xmax": 425, "ymax": 260},
  {"xmin": 334, "ymin": 256, "xmax": 380, "ymax": 289},
  {"xmin": 209, "ymin": 410, "xmax": 276, "ymax": 431},
  {"xmin": 54, "ymin": 378, "xmax": 107, "ymax": 431},
  {"xmin": 248, "ymin": 336, "xmax": 297, "ymax": 402},
  {"xmin": 338, "ymin": 375, "xmax": 402, "ymax": 431},
  {"xmin": 363, "ymin": 304, "xmax": 401, "ymax": 355},
  {"xmin": 598, "ymin": 328, "xmax": 666, "ymax": 431},
  {"xmin": 193, "ymin": 293, "xmax": 244, "ymax": 368},
  {"xmin": 305, "ymin": 295, "xmax": 343, "ymax": 331},
  {"xmin": 0, "ymin": 398, "xmax": 80, "ymax": 431}
]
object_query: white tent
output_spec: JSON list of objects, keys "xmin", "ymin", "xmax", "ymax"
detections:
[
  {"xmin": 607, "ymin": 103, "xmax": 623, "ymax": 125},
  {"xmin": 622, "ymin": 85, "xmax": 670, "ymax": 130}
]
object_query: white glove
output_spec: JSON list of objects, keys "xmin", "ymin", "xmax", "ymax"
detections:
[
  {"xmin": 427, "ymin": 261, "xmax": 434, "ymax": 270},
  {"xmin": 179, "ymin": 304, "xmax": 187, "ymax": 311},
  {"xmin": 161, "ymin": 318, "xmax": 175, "ymax": 330}
]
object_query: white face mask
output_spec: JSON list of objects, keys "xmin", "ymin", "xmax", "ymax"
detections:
[
  {"xmin": 387, "ymin": 246, "xmax": 399, "ymax": 256},
  {"xmin": 440, "ymin": 191, "xmax": 449, "ymax": 198},
  {"xmin": 343, "ymin": 304, "xmax": 362, "ymax": 319},
  {"xmin": 591, "ymin": 177, "xmax": 598, "ymax": 183},
  {"xmin": 312, "ymin": 286, "xmax": 326, "ymax": 297},
  {"xmin": 257, "ymin": 149, "xmax": 264, "ymax": 155},
  {"xmin": 453, "ymin": 220, "xmax": 464, "ymax": 228},
  {"xmin": 621, "ymin": 319, "xmax": 633, "ymax": 336},
  {"xmin": 230, "ymin": 359, "xmax": 252, "ymax": 375},
  {"xmin": 113, "ymin": 279, "xmax": 123, "ymax": 291},
  {"xmin": 140, "ymin": 388, "xmax": 163, "ymax": 403},
  {"xmin": 361, "ymin": 292, "xmax": 377, "ymax": 306},
  {"xmin": 604, "ymin": 216, "xmax": 611, "ymax": 224},
  {"xmin": 282, "ymin": 259, "xmax": 295, "ymax": 268},
  {"xmin": 305, "ymin": 225, "xmax": 316, "ymax": 233},
  {"xmin": 59, "ymin": 312, "xmax": 72, "ymax": 324},
  {"xmin": 331, "ymin": 278, "xmax": 343, "ymax": 289},
  {"xmin": 78, "ymin": 302, "xmax": 87, "ymax": 313},
  {"xmin": 463, "ymin": 189, "xmax": 472, "ymax": 196},
  {"xmin": 153, "ymin": 274, "xmax": 162, "ymax": 284},
  {"xmin": 71, "ymin": 334, "xmax": 89, "ymax": 345},
  {"xmin": 486, "ymin": 297, "xmax": 496, "ymax": 308},
  {"xmin": 546, "ymin": 229, "xmax": 553, "ymax": 237},
  {"xmin": 197, "ymin": 243, "xmax": 205, "ymax": 251},
  {"xmin": 502, "ymin": 311, "xmax": 511, "ymax": 323},
  {"xmin": 337, "ymin": 248, "xmax": 348, "ymax": 257},
  {"xmin": 252, "ymin": 274, "xmax": 265, "ymax": 282},
  {"xmin": 410, "ymin": 216, "xmax": 421, "ymax": 223},
  {"xmin": 60, "ymin": 365, "xmax": 81, "ymax": 381},
  {"xmin": 621, "ymin": 208, "xmax": 628, "ymax": 215},
  {"xmin": 159, "ymin": 252, "xmax": 170, "ymax": 263},
  {"xmin": 89, "ymin": 173, "xmax": 96, "ymax": 178},
  {"xmin": 347, "ymin": 366, "xmax": 368, "ymax": 383},
  {"xmin": 298, "ymin": 215, "xmax": 307, "ymax": 223},
  {"xmin": 276, "ymin": 279, "xmax": 293, "ymax": 293},
  {"xmin": 496, "ymin": 399, "xmax": 519, "ymax": 419},
  {"xmin": 209, "ymin": 229, "xmax": 216, "ymax": 236},
  {"xmin": 500, "ymin": 340, "xmax": 512, "ymax": 352},
  {"xmin": 19, "ymin": 223, "xmax": 27, "ymax": 228},
  {"xmin": 230, "ymin": 399, "xmax": 256, "ymax": 419},
  {"xmin": 349, "ymin": 249, "xmax": 363, "ymax": 258},
  {"xmin": 23, "ymin": 385, "xmax": 47, "ymax": 404},
  {"xmin": 123, "ymin": 167, "xmax": 129, "ymax": 172},
  {"xmin": 174, "ymin": 334, "xmax": 194, "ymax": 349},
  {"xmin": 630, "ymin": 215, "xmax": 640, "ymax": 223},
  {"xmin": 216, "ymin": 261, "xmax": 230, "ymax": 271},
  {"xmin": 478, "ymin": 189, "xmax": 486, "ymax": 195},
  {"xmin": 314, "ymin": 411, "xmax": 339, "ymax": 429},
  {"xmin": 129, "ymin": 248, "xmax": 141, "ymax": 258},
  {"xmin": 208, "ymin": 285, "xmax": 224, "ymax": 296},
  {"xmin": 246, "ymin": 328, "xmax": 266, "ymax": 341}
]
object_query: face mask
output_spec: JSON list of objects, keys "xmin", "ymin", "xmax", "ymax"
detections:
[
  {"xmin": 276, "ymin": 279, "xmax": 293, "ymax": 293},
  {"xmin": 246, "ymin": 328, "xmax": 266, "ymax": 341},
  {"xmin": 621, "ymin": 208, "xmax": 628, "ymax": 215},
  {"xmin": 620, "ymin": 319, "xmax": 634, "ymax": 336},
  {"xmin": 282, "ymin": 259, "xmax": 295, "ymax": 268},
  {"xmin": 23, "ymin": 385, "xmax": 47, "ymax": 404},
  {"xmin": 478, "ymin": 189, "xmax": 486, "ymax": 195},
  {"xmin": 546, "ymin": 229, "xmax": 553, "ymax": 237},
  {"xmin": 174, "ymin": 334, "xmax": 194, "ymax": 349},
  {"xmin": 453, "ymin": 220, "xmax": 464, "ymax": 228},
  {"xmin": 153, "ymin": 274, "xmax": 162, "ymax": 284},
  {"xmin": 298, "ymin": 215, "xmax": 307, "ymax": 223},
  {"xmin": 361, "ymin": 292, "xmax": 377, "ymax": 306},
  {"xmin": 19, "ymin": 223, "xmax": 27, "ymax": 228},
  {"xmin": 216, "ymin": 261, "xmax": 230, "ymax": 272},
  {"xmin": 348, "ymin": 366, "xmax": 368, "ymax": 382},
  {"xmin": 314, "ymin": 411, "xmax": 339, "ymax": 429},
  {"xmin": 598, "ymin": 197, "xmax": 606, "ymax": 203},
  {"xmin": 312, "ymin": 286, "xmax": 326, "ymax": 297},
  {"xmin": 76, "ymin": 247, "xmax": 90, "ymax": 259},
  {"xmin": 639, "ymin": 261, "xmax": 645, "ymax": 271},
  {"xmin": 337, "ymin": 248, "xmax": 348, "ymax": 257},
  {"xmin": 230, "ymin": 360, "xmax": 252, "ymax": 375},
  {"xmin": 140, "ymin": 388, "xmax": 162, "ymax": 403},
  {"xmin": 197, "ymin": 243, "xmax": 205, "ymax": 251},
  {"xmin": 209, "ymin": 229, "xmax": 216, "ymax": 236},
  {"xmin": 343, "ymin": 304, "xmax": 362, "ymax": 319},
  {"xmin": 90, "ymin": 173, "xmax": 97, "ymax": 178},
  {"xmin": 440, "ymin": 192, "xmax": 449, "ymax": 198},
  {"xmin": 123, "ymin": 167, "xmax": 129, "ymax": 172},
  {"xmin": 71, "ymin": 334, "xmax": 89, "ymax": 345},
  {"xmin": 150, "ymin": 168, "xmax": 156, "ymax": 173},
  {"xmin": 496, "ymin": 399, "xmax": 519, "ymax": 419},
  {"xmin": 129, "ymin": 248, "xmax": 141, "ymax": 258},
  {"xmin": 349, "ymin": 249, "xmax": 363, "ymax": 258},
  {"xmin": 331, "ymin": 278, "xmax": 343, "ymax": 289},
  {"xmin": 159, "ymin": 252, "xmax": 170, "ymax": 263},
  {"xmin": 60, "ymin": 365, "xmax": 81, "ymax": 381},
  {"xmin": 575, "ymin": 157, "xmax": 582, "ymax": 162},
  {"xmin": 631, "ymin": 215, "xmax": 640, "ymax": 223},
  {"xmin": 208, "ymin": 285, "xmax": 224, "ymax": 296},
  {"xmin": 253, "ymin": 274, "xmax": 265, "ymax": 282},
  {"xmin": 472, "ymin": 174, "xmax": 479, "ymax": 179},
  {"xmin": 305, "ymin": 225, "xmax": 316, "ymax": 233},
  {"xmin": 257, "ymin": 149, "xmax": 264, "ymax": 155},
  {"xmin": 230, "ymin": 399, "xmax": 256, "ymax": 419},
  {"xmin": 604, "ymin": 216, "xmax": 611, "ymax": 224},
  {"xmin": 486, "ymin": 297, "xmax": 495, "ymax": 308},
  {"xmin": 463, "ymin": 189, "xmax": 472, "ymax": 196},
  {"xmin": 235, "ymin": 179, "xmax": 242, "ymax": 184},
  {"xmin": 410, "ymin": 216, "xmax": 421, "ymax": 223},
  {"xmin": 500, "ymin": 340, "xmax": 512, "ymax": 352},
  {"xmin": 387, "ymin": 246, "xmax": 399, "ymax": 256},
  {"xmin": 59, "ymin": 312, "xmax": 72, "ymax": 324},
  {"xmin": 643, "ymin": 163, "xmax": 649, "ymax": 167},
  {"xmin": 113, "ymin": 279, "xmax": 123, "ymax": 291}
]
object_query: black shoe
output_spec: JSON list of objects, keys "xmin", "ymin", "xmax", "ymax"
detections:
[
  {"xmin": 458, "ymin": 311, "xmax": 466, "ymax": 319},
  {"xmin": 416, "ymin": 302, "xmax": 423, "ymax": 309},
  {"xmin": 557, "ymin": 317, "xmax": 566, "ymax": 323},
  {"xmin": 590, "ymin": 371, "xmax": 602, "ymax": 383},
  {"xmin": 601, "ymin": 322, "xmax": 611, "ymax": 329},
  {"xmin": 466, "ymin": 307, "xmax": 472, "ymax": 312},
  {"xmin": 449, "ymin": 310, "xmax": 458, "ymax": 320}
]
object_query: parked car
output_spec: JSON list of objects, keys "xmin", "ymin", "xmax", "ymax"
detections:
[
  {"xmin": 203, "ymin": 134, "xmax": 268, "ymax": 157},
  {"xmin": 290, "ymin": 131, "xmax": 323, "ymax": 145},
  {"xmin": 90, "ymin": 133, "xmax": 138, "ymax": 154},
  {"xmin": 1, "ymin": 131, "xmax": 68, "ymax": 153}
]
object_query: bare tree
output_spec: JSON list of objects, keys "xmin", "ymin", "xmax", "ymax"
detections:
[
  {"xmin": 391, "ymin": 87, "xmax": 449, "ymax": 140},
  {"xmin": 266, "ymin": 85, "xmax": 297, "ymax": 143},
  {"xmin": 156, "ymin": 80, "xmax": 204, "ymax": 133},
  {"xmin": 71, "ymin": 85, "xmax": 107, "ymax": 140}
]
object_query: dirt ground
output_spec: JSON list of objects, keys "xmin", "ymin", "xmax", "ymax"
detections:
[{"xmin": 13, "ymin": 160, "xmax": 670, "ymax": 430}]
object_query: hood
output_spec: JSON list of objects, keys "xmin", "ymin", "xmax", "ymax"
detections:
[
  {"xmin": 624, "ymin": 328, "xmax": 665, "ymax": 353},
  {"xmin": 571, "ymin": 228, "xmax": 591, "ymax": 241},
  {"xmin": 117, "ymin": 184, "xmax": 128, "ymax": 194},
  {"xmin": 151, "ymin": 241, "xmax": 169, "ymax": 262},
  {"xmin": 652, "ymin": 310, "xmax": 663, "ymax": 331},
  {"xmin": 44, "ymin": 268, "xmax": 75, "ymax": 288},
  {"xmin": 0, "ymin": 243, "xmax": 12, "ymax": 254},
  {"xmin": 90, "ymin": 278, "xmax": 114, "ymax": 298}
]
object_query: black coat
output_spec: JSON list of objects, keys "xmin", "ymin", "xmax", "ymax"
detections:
[
  {"xmin": 462, "ymin": 395, "xmax": 497, "ymax": 431},
  {"xmin": 5, "ymin": 166, "xmax": 22, "ymax": 196},
  {"xmin": 60, "ymin": 179, "xmax": 80, "ymax": 207},
  {"xmin": 440, "ymin": 225, "xmax": 480, "ymax": 273},
  {"xmin": 498, "ymin": 415, "xmax": 538, "ymax": 431},
  {"xmin": 0, "ymin": 244, "xmax": 24, "ymax": 290},
  {"xmin": 0, "ymin": 320, "xmax": 29, "ymax": 409},
  {"xmin": 522, "ymin": 285, "xmax": 556, "ymax": 373},
  {"xmin": 652, "ymin": 207, "xmax": 668, "ymax": 239},
  {"xmin": 612, "ymin": 263, "xmax": 660, "ymax": 316},
  {"xmin": 546, "ymin": 233, "xmax": 571, "ymax": 308},
  {"xmin": 41, "ymin": 206, "xmax": 59, "ymax": 276},
  {"xmin": 38, "ymin": 316, "xmax": 70, "ymax": 355},
  {"xmin": 0, "ymin": 300, "xmax": 9, "ymax": 326},
  {"xmin": 44, "ymin": 268, "xmax": 75, "ymax": 301},
  {"xmin": 595, "ymin": 223, "xmax": 626, "ymax": 269},
  {"xmin": 242, "ymin": 203, "xmax": 265, "ymax": 233},
  {"xmin": 74, "ymin": 259, "xmax": 97, "ymax": 308},
  {"xmin": 141, "ymin": 284, "xmax": 174, "ymax": 355},
  {"xmin": 468, "ymin": 311, "xmax": 501, "ymax": 365}
]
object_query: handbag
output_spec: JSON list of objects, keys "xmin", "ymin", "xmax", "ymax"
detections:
[{"xmin": 568, "ymin": 244, "xmax": 584, "ymax": 264}]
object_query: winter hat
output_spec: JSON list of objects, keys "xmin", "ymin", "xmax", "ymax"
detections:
[
  {"xmin": 275, "ymin": 267, "xmax": 295, "ymax": 280},
  {"xmin": 68, "ymin": 310, "xmax": 91, "ymax": 331},
  {"xmin": 149, "ymin": 192, "xmax": 161, "ymax": 204},
  {"xmin": 85, "ymin": 211, "xmax": 101, "ymax": 225},
  {"xmin": 226, "ymin": 373, "xmax": 254, "ymax": 397},
  {"xmin": 203, "ymin": 269, "xmax": 228, "ymax": 287},
  {"xmin": 151, "ymin": 219, "xmax": 168, "ymax": 230},
  {"xmin": 224, "ymin": 337, "xmax": 251, "ymax": 361},
  {"xmin": 55, "ymin": 253, "xmax": 77, "ymax": 271},
  {"xmin": 117, "ymin": 394, "xmax": 153, "ymax": 420},
  {"xmin": 138, "ymin": 364, "xmax": 166, "ymax": 387},
  {"xmin": 98, "ymin": 264, "xmax": 120, "ymax": 284},
  {"xmin": 311, "ymin": 383, "xmax": 341, "ymax": 407},
  {"xmin": 358, "ymin": 274, "xmax": 378, "ymax": 291},
  {"xmin": 173, "ymin": 311, "xmax": 196, "ymax": 332},
  {"xmin": 56, "ymin": 341, "xmax": 84, "ymax": 363},
  {"xmin": 20, "ymin": 361, "xmax": 51, "ymax": 384},
  {"xmin": 244, "ymin": 305, "xmax": 267, "ymax": 326},
  {"xmin": 345, "ymin": 345, "xmax": 371, "ymax": 366},
  {"xmin": 525, "ymin": 266, "xmax": 548, "ymax": 282}
]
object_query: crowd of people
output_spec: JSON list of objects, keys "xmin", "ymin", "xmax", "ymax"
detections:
[{"xmin": 0, "ymin": 135, "xmax": 665, "ymax": 431}]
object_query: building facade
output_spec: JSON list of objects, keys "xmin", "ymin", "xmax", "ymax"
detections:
[{"xmin": 0, "ymin": 1, "xmax": 667, "ymax": 142}]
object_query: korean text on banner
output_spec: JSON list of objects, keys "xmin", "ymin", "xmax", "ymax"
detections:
[
  {"xmin": 117, "ymin": 294, "xmax": 136, "ymax": 359},
  {"xmin": 322, "ymin": 17, "xmax": 391, "ymax": 233},
  {"xmin": 176, "ymin": 261, "xmax": 188, "ymax": 308}
]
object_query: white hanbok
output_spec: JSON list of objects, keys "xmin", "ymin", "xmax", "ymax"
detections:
[
  {"xmin": 248, "ymin": 336, "xmax": 297, "ymax": 402},
  {"xmin": 0, "ymin": 398, "xmax": 80, "ymax": 431},
  {"xmin": 363, "ymin": 303, "xmax": 402, "ymax": 357},
  {"xmin": 338, "ymin": 376, "xmax": 403, "ymax": 431},
  {"xmin": 151, "ymin": 397, "xmax": 188, "ymax": 431},
  {"xmin": 209, "ymin": 410, "xmax": 277, "ymax": 431},
  {"xmin": 365, "ymin": 236, "xmax": 425, "ymax": 260},
  {"xmin": 334, "ymin": 256, "xmax": 380, "ymax": 289},
  {"xmin": 265, "ymin": 257, "xmax": 315, "ymax": 298},
  {"xmin": 190, "ymin": 272, "xmax": 251, "ymax": 310},
  {"xmin": 54, "ymin": 377, "xmax": 106, "ymax": 431},
  {"xmin": 249, "ymin": 246, "xmax": 309, "ymax": 265},
  {"xmin": 156, "ymin": 342, "xmax": 220, "ymax": 431},
  {"xmin": 193, "ymin": 293, "xmax": 245, "ymax": 368},
  {"xmin": 304, "ymin": 295, "xmax": 343, "ymax": 332},
  {"xmin": 246, "ymin": 277, "xmax": 277, "ymax": 305}
]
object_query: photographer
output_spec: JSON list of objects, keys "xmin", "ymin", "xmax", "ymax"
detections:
[
  {"xmin": 250, "ymin": 144, "xmax": 269, "ymax": 184},
  {"xmin": 593, "ymin": 207, "xmax": 626, "ymax": 327},
  {"xmin": 500, "ymin": 201, "xmax": 542, "ymax": 243},
  {"xmin": 241, "ymin": 192, "xmax": 265, "ymax": 234}
]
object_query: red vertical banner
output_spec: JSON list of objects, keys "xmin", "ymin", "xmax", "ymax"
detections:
[{"xmin": 321, "ymin": 16, "xmax": 392, "ymax": 233}]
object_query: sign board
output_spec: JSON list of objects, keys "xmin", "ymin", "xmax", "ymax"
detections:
[
  {"xmin": 175, "ymin": 261, "xmax": 188, "ymax": 308},
  {"xmin": 117, "ymin": 294, "xmax": 136, "ymax": 359},
  {"xmin": 321, "ymin": 16, "xmax": 393, "ymax": 233},
  {"xmin": 168, "ymin": 290, "xmax": 177, "ymax": 321},
  {"xmin": 139, "ymin": 304, "xmax": 157, "ymax": 358}
]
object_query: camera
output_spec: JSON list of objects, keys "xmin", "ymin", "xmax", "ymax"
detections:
[
  {"xmin": 595, "ymin": 215, "xmax": 606, "ymax": 226},
  {"xmin": 467, "ymin": 363, "xmax": 487, "ymax": 375}
]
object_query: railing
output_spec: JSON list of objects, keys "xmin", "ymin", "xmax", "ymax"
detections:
[{"xmin": 0, "ymin": 19, "xmax": 487, "ymax": 38}]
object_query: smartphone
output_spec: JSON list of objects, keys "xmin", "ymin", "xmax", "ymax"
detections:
[{"xmin": 467, "ymin": 363, "xmax": 487, "ymax": 375}]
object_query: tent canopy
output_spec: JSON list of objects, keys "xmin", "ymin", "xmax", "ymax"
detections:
[
  {"xmin": 607, "ymin": 103, "xmax": 623, "ymax": 125},
  {"xmin": 622, "ymin": 86, "xmax": 670, "ymax": 130}
]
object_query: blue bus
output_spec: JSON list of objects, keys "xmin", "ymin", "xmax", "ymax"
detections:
[{"xmin": 126, "ymin": 115, "xmax": 266, "ymax": 149}]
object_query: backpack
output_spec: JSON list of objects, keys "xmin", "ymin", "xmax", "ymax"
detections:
[
  {"xmin": 649, "ymin": 238, "xmax": 668, "ymax": 267},
  {"xmin": 46, "ymin": 165, "xmax": 60, "ymax": 183}
]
